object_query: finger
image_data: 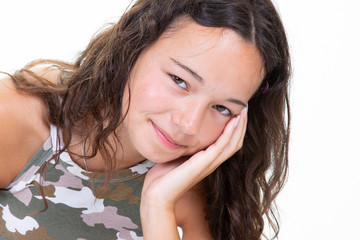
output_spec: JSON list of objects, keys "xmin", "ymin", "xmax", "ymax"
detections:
[
  {"xmin": 206, "ymin": 114, "xmax": 240, "ymax": 156},
  {"xmin": 160, "ymin": 117, "xmax": 239, "ymax": 190},
  {"xmin": 233, "ymin": 107, "xmax": 248, "ymax": 149},
  {"xmin": 148, "ymin": 111, "xmax": 246, "ymax": 196},
  {"xmin": 237, "ymin": 114, "xmax": 248, "ymax": 149},
  {"xmin": 195, "ymin": 115, "xmax": 243, "ymax": 171},
  {"xmin": 142, "ymin": 109, "xmax": 247, "ymax": 206},
  {"xmin": 213, "ymin": 107, "xmax": 248, "ymax": 160}
]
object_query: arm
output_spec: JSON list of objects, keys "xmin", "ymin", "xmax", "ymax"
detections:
[
  {"xmin": 140, "ymin": 108, "xmax": 248, "ymax": 239},
  {"xmin": 141, "ymin": 181, "xmax": 212, "ymax": 240},
  {"xmin": 175, "ymin": 182, "xmax": 213, "ymax": 240}
]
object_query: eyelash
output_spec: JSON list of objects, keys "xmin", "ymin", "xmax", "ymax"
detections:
[
  {"xmin": 170, "ymin": 74, "xmax": 233, "ymax": 117},
  {"xmin": 213, "ymin": 105, "xmax": 233, "ymax": 116},
  {"xmin": 171, "ymin": 75, "xmax": 188, "ymax": 90}
]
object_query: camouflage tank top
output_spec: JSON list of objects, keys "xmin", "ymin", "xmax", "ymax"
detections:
[{"xmin": 0, "ymin": 125, "xmax": 155, "ymax": 240}]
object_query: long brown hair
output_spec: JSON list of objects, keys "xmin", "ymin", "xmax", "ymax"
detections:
[{"xmin": 10, "ymin": 0, "xmax": 291, "ymax": 239}]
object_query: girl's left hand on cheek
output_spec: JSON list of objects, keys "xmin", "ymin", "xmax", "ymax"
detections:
[{"xmin": 141, "ymin": 107, "xmax": 248, "ymax": 209}]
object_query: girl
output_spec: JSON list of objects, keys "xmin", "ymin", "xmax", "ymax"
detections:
[{"xmin": 0, "ymin": 0, "xmax": 290, "ymax": 239}]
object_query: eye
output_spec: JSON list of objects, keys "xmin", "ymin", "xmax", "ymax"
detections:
[
  {"xmin": 213, "ymin": 105, "xmax": 232, "ymax": 116},
  {"xmin": 171, "ymin": 75, "xmax": 188, "ymax": 90}
]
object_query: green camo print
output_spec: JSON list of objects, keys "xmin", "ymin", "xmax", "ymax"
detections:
[{"xmin": 0, "ymin": 125, "xmax": 154, "ymax": 240}]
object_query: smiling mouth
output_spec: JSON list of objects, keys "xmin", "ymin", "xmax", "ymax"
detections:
[{"xmin": 151, "ymin": 121, "xmax": 183, "ymax": 150}]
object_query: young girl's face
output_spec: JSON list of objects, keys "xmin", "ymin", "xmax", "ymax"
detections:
[{"xmin": 121, "ymin": 18, "xmax": 264, "ymax": 163}]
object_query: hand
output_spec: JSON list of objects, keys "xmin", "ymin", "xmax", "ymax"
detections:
[
  {"xmin": 140, "ymin": 108, "xmax": 248, "ymax": 239},
  {"xmin": 141, "ymin": 107, "xmax": 248, "ymax": 210}
]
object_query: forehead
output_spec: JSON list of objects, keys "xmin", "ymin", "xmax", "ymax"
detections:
[{"xmin": 145, "ymin": 18, "xmax": 265, "ymax": 100}]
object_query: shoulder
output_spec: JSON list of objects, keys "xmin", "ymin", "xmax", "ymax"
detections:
[
  {"xmin": 175, "ymin": 181, "xmax": 213, "ymax": 240},
  {"xmin": 0, "ymin": 68, "xmax": 57, "ymax": 188}
]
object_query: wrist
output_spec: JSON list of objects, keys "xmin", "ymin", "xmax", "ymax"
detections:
[{"xmin": 140, "ymin": 199, "xmax": 180, "ymax": 240}]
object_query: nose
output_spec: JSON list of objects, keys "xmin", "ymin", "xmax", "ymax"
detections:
[{"xmin": 171, "ymin": 101, "xmax": 206, "ymax": 135}]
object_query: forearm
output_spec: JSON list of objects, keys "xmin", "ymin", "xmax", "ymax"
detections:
[{"xmin": 140, "ymin": 199, "xmax": 180, "ymax": 240}]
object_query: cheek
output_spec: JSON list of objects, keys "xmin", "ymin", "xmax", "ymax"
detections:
[
  {"xmin": 131, "ymin": 81, "xmax": 171, "ymax": 112},
  {"xmin": 199, "ymin": 121, "xmax": 228, "ymax": 148}
]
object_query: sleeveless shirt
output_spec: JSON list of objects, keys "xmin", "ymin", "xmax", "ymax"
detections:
[{"xmin": 0, "ymin": 125, "xmax": 155, "ymax": 240}]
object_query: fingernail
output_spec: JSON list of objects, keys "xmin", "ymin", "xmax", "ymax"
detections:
[{"xmin": 234, "ymin": 115, "xmax": 241, "ymax": 128}]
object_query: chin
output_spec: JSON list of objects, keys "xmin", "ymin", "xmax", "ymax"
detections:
[
  {"xmin": 148, "ymin": 147, "xmax": 207, "ymax": 164},
  {"xmin": 134, "ymin": 145, "xmax": 178, "ymax": 163},
  {"xmin": 144, "ymin": 154, "xmax": 181, "ymax": 164}
]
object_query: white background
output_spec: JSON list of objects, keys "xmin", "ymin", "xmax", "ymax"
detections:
[{"xmin": 1, "ymin": 1, "xmax": 359, "ymax": 239}]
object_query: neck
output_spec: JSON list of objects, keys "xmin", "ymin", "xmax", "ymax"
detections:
[{"xmin": 67, "ymin": 128, "xmax": 145, "ymax": 172}]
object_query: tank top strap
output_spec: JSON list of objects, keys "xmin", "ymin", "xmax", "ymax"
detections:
[{"xmin": 48, "ymin": 125, "xmax": 155, "ymax": 183}]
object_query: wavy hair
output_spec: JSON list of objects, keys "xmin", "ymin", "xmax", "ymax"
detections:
[{"xmin": 10, "ymin": 0, "xmax": 291, "ymax": 239}]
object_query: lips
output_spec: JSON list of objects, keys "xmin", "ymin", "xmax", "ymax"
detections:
[{"xmin": 151, "ymin": 121, "xmax": 183, "ymax": 150}]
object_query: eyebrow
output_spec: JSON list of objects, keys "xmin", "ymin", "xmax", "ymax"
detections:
[
  {"xmin": 170, "ymin": 58, "xmax": 203, "ymax": 83},
  {"xmin": 226, "ymin": 98, "xmax": 247, "ymax": 107},
  {"xmin": 170, "ymin": 57, "xmax": 247, "ymax": 107}
]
